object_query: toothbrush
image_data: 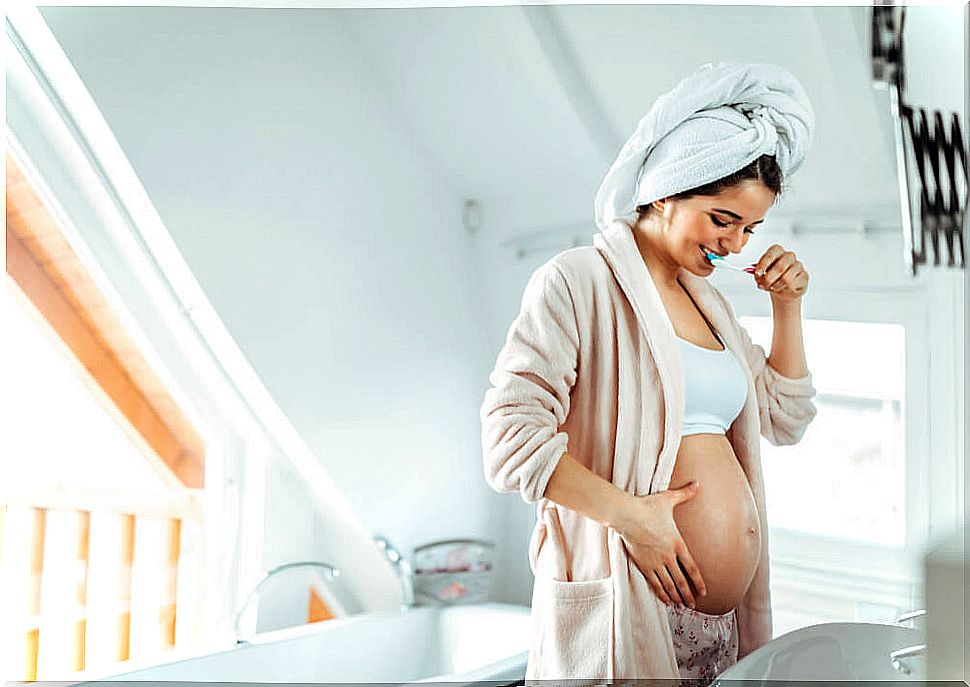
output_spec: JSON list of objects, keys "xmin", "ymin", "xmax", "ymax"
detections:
[{"xmin": 705, "ymin": 251, "xmax": 757, "ymax": 274}]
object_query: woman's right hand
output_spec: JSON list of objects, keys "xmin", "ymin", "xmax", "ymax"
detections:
[{"xmin": 612, "ymin": 481, "xmax": 707, "ymax": 608}]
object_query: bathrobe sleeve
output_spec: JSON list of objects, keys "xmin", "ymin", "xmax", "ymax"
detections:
[
  {"xmin": 480, "ymin": 261, "xmax": 580, "ymax": 504},
  {"xmin": 714, "ymin": 291, "xmax": 818, "ymax": 446}
]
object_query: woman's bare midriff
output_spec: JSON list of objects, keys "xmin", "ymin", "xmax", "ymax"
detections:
[{"xmin": 668, "ymin": 432, "xmax": 761, "ymax": 615}]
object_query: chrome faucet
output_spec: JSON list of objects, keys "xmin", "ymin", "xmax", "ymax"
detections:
[
  {"xmin": 373, "ymin": 534, "xmax": 414, "ymax": 612},
  {"xmin": 893, "ymin": 608, "xmax": 927, "ymax": 625},
  {"xmin": 889, "ymin": 608, "xmax": 928, "ymax": 675},
  {"xmin": 889, "ymin": 643, "xmax": 927, "ymax": 675},
  {"xmin": 233, "ymin": 560, "xmax": 341, "ymax": 645}
]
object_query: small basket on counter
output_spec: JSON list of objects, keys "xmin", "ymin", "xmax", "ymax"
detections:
[{"xmin": 412, "ymin": 538, "xmax": 495, "ymax": 605}]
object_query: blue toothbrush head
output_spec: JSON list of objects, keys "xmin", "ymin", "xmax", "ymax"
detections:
[{"xmin": 704, "ymin": 251, "xmax": 758, "ymax": 274}]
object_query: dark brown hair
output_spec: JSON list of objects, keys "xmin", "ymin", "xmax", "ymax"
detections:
[{"xmin": 635, "ymin": 154, "xmax": 784, "ymax": 219}]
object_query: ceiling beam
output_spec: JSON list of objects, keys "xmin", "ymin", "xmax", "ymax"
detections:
[{"xmin": 518, "ymin": 5, "xmax": 620, "ymax": 171}]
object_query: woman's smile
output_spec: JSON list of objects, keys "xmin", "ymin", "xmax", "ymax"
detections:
[{"xmin": 698, "ymin": 245, "xmax": 717, "ymax": 268}]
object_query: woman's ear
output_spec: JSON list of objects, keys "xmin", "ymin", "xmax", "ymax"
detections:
[{"xmin": 651, "ymin": 199, "xmax": 666, "ymax": 215}]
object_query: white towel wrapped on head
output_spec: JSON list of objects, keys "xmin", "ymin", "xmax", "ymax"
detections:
[{"xmin": 594, "ymin": 62, "xmax": 815, "ymax": 231}]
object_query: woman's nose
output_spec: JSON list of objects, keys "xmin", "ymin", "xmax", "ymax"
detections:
[{"xmin": 721, "ymin": 228, "xmax": 746, "ymax": 254}]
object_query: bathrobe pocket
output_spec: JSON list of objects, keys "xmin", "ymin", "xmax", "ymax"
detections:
[{"xmin": 529, "ymin": 573, "xmax": 614, "ymax": 681}]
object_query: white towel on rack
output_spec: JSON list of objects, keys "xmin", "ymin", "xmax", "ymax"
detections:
[{"xmin": 594, "ymin": 62, "xmax": 815, "ymax": 231}]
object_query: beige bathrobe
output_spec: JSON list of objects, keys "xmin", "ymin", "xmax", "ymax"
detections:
[{"xmin": 480, "ymin": 218, "xmax": 818, "ymax": 680}]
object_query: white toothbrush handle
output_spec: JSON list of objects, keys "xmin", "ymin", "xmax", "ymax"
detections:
[{"xmin": 713, "ymin": 259, "xmax": 745, "ymax": 271}]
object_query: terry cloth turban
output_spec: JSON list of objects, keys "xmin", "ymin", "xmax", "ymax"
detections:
[{"xmin": 594, "ymin": 62, "xmax": 815, "ymax": 232}]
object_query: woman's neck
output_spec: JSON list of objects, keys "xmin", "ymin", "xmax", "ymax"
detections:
[{"xmin": 630, "ymin": 221, "xmax": 681, "ymax": 290}]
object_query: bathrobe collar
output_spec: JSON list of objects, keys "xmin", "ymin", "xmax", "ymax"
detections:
[{"xmin": 593, "ymin": 218, "xmax": 746, "ymax": 494}]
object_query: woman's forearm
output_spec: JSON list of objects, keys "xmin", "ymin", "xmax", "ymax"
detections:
[
  {"xmin": 767, "ymin": 296, "xmax": 809, "ymax": 378},
  {"xmin": 543, "ymin": 452, "xmax": 634, "ymax": 530}
]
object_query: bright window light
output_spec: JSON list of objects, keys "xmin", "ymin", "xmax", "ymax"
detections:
[
  {"xmin": 740, "ymin": 317, "xmax": 906, "ymax": 548},
  {"xmin": 3, "ymin": 281, "xmax": 171, "ymax": 491}
]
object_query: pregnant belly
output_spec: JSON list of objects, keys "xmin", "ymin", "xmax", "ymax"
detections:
[{"xmin": 669, "ymin": 433, "xmax": 762, "ymax": 615}]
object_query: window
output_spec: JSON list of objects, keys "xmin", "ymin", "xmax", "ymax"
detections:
[
  {"xmin": 740, "ymin": 317, "xmax": 907, "ymax": 547},
  {"xmin": 4, "ymin": 282, "xmax": 178, "ymax": 491}
]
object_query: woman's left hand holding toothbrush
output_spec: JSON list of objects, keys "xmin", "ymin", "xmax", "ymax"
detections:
[
  {"xmin": 751, "ymin": 244, "xmax": 809, "ymax": 302},
  {"xmin": 751, "ymin": 244, "xmax": 810, "ymax": 378}
]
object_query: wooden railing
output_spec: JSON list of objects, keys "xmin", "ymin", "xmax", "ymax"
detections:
[{"xmin": 0, "ymin": 485, "xmax": 204, "ymax": 681}]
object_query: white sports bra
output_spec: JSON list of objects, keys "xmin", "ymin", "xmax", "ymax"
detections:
[{"xmin": 675, "ymin": 281, "xmax": 748, "ymax": 436}]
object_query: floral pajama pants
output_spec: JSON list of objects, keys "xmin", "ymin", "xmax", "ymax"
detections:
[{"xmin": 665, "ymin": 603, "xmax": 739, "ymax": 687}]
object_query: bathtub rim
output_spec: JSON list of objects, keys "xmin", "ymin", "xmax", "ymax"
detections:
[{"xmin": 59, "ymin": 601, "xmax": 530, "ymax": 686}]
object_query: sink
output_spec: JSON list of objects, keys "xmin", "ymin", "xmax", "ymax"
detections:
[{"xmin": 714, "ymin": 621, "xmax": 925, "ymax": 683}]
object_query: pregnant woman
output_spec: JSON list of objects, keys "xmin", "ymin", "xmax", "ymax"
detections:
[{"xmin": 480, "ymin": 63, "xmax": 819, "ymax": 686}]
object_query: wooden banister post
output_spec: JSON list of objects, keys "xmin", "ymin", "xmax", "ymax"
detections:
[
  {"xmin": 74, "ymin": 510, "xmax": 90, "ymax": 672},
  {"xmin": 161, "ymin": 518, "xmax": 181, "ymax": 648},
  {"xmin": 117, "ymin": 514, "xmax": 135, "ymax": 662},
  {"xmin": 26, "ymin": 507, "xmax": 46, "ymax": 681}
]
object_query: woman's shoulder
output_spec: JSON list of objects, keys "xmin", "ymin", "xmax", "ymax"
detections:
[{"xmin": 539, "ymin": 245, "xmax": 611, "ymax": 287}]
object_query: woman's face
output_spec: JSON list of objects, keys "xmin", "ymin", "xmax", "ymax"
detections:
[{"xmin": 654, "ymin": 179, "xmax": 777, "ymax": 276}]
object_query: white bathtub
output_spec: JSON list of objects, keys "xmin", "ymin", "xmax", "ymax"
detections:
[{"xmin": 72, "ymin": 603, "xmax": 531, "ymax": 685}]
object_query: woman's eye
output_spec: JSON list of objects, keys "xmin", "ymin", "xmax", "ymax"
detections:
[
  {"xmin": 710, "ymin": 216, "xmax": 730, "ymax": 227},
  {"xmin": 743, "ymin": 228, "xmax": 755, "ymax": 235}
]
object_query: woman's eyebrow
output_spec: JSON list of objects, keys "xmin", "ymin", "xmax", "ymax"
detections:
[{"xmin": 711, "ymin": 208, "xmax": 764, "ymax": 224}]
